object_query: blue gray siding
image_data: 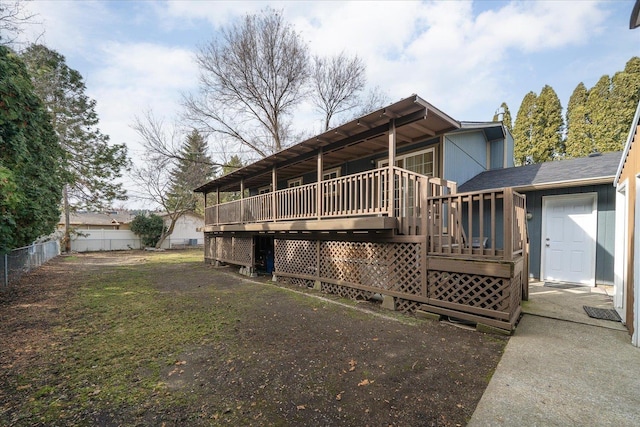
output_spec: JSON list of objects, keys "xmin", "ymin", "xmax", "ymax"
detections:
[
  {"xmin": 490, "ymin": 139, "xmax": 504, "ymax": 170},
  {"xmin": 523, "ymin": 184, "xmax": 615, "ymax": 285},
  {"xmin": 443, "ymin": 132, "xmax": 488, "ymax": 187}
]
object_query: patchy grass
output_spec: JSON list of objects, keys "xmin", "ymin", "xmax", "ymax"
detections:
[{"xmin": 0, "ymin": 250, "xmax": 507, "ymax": 426}]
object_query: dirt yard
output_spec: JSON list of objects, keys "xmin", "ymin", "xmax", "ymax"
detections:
[{"xmin": 0, "ymin": 250, "xmax": 507, "ymax": 426}]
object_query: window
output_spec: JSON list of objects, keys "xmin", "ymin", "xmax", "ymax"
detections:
[
  {"xmin": 378, "ymin": 147, "xmax": 436, "ymax": 176},
  {"xmin": 287, "ymin": 177, "xmax": 303, "ymax": 187},
  {"xmin": 258, "ymin": 185, "xmax": 271, "ymax": 194},
  {"xmin": 323, "ymin": 167, "xmax": 341, "ymax": 180}
]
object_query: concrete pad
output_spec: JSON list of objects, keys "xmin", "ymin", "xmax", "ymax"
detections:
[
  {"xmin": 524, "ymin": 282, "xmax": 627, "ymax": 331},
  {"xmin": 468, "ymin": 315, "xmax": 640, "ymax": 426}
]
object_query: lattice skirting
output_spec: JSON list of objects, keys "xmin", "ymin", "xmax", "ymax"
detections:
[
  {"xmin": 211, "ymin": 236, "xmax": 253, "ymax": 266},
  {"xmin": 394, "ymin": 297, "xmax": 421, "ymax": 314},
  {"xmin": 279, "ymin": 276, "xmax": 314, "ymax": 288},
  {"xmin": 274, "ymin": 239, "xmax": 423, "ymax": 295},
  {"xmin": 320, "ymin": 282, "xmax": 374, "ymax": 301},
  {"xmin": 426, "ymin": 270, "xmax": 517, "ymax": 317}
]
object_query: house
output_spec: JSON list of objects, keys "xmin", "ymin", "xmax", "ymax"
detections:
[
  {"xmin": 614, "ymin": 100, "xmax": 640, "ymax": 346},
  {"xmin": 195, "ymin": 95, "xmax": 528, "ymax": 332},
  {"xmin": 459, "ymin": 151, "xmax": 621, "ymax": 287},
  {"xmin": 57, "ymin": 211, "xmax": 141, "ymax": 251},
  {"xmin": 158, "ymin": 211, "xmax": 205, "ymax": 249}
]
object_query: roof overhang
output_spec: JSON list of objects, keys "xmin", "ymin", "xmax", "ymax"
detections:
[
  {"xmin": 631, "ymin": 0, "xmax": 640, "ymax": 29},
  {"xmin": 195, "ymin": 95, "xmax": 460, "ymax": 193},
  {"xmin": 464, "ymin": 176, "xmax": 615, "ymax": 194}
]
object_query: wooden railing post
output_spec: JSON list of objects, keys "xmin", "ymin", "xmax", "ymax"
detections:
[
  {"xmin": 272, "ymin": 167, "xmax": 277, "ymax": 222},
  {"xmin": 240, "ymin": 179, "xmax": 245, "ymax": 223},
  {"xmin": 388, "ymin": 120, "xmax": 396, "ymax": 218},
  {"xmin": 216, "ymin": 187, "xmax": 220, "ymax": 225},
  {"xmin": 503, "ymin": 187, "xmax": 514, "ymax": 260},
  {"xmin": 317, "ymin": 148, "xmax": 323, "ymax": 220}
]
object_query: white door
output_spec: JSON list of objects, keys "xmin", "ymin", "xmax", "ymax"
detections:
[{"xmin": 542, "ymin": 194, "xmax": 597, "ymax": 286}]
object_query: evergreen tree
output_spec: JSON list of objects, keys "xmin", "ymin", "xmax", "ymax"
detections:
[
  {"xmin": 609, "ymin": 56, "xmax": 640, "ymax": 151},
  {"xmin": 565, "ymin": 83, "xmax": 591, "ymax": 157},
  {"xmin": 532, "ymin": 85, "xmax": 564, "ymax": 162},
  {"xmin": 492, "ymin": 102, "xmax": 513, "ymax": 134},
  {"xmin": 585, "ymin": 74, "xmax": 614, "ymax": 153},
  {"xmin": 0, "ymin": 45, "xmax": 63, "ymax": 252},
  {"xmin": 21, "ymin": 45, "xmax": 129, "ymax": 252},
  {"xmin": 513, "ymin": 91, "xmax": 537, "ymax": 165},
  {"xmin": 167, "ymin": 129, "xmax": 215, "ymax": 216}
]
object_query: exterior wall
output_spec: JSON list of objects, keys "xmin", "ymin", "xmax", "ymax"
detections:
[
  {"xmin": 505, "ymin": 131, "xmax": 515, "ymax": 168},
  {"xmin": 160, "ymin": 214, "xmax": 205, "ymax": 249},
  {"xmin": 443, "ymin": 132, "xmax": 488, "ymax": 187},
  {"xmin": 617, "ymin": 125, "xmax": 640, "ymax": 337},
  {"xmin": 490, "ymin": 139, "xmax": 504, "ymax": 170},
  {"xmin": 70, "ymin": 229, "xmax": 142, "ymax": 252},
  {"xmin": 523, "ymin": 184, "xmax": 616, "ymax": 285}
]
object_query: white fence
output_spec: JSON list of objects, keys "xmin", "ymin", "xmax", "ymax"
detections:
[
  {"xmin": 1, "ymin": 241, "xmax": 60, "ymax": 286},
  {"xmin": 69, "ymin": 229, "xmax": 203, "ymax": 252}
]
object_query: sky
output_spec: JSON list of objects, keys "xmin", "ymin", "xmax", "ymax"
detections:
[{"xmin": 13, "ymin": 0, "xmax": 640, "ymax": 208}]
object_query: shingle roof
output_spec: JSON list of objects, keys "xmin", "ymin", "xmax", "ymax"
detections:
[
  {"xmin": 58, "ymin": 211, "xmax": 136, "ymax": 226},
  {"xmin": 458, "ymin": 151, "xmax": 622, "ymax": 193}
]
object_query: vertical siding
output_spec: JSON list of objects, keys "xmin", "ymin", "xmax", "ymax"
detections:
[
  {"xmin": 523, "ymin": 184, "xmax": 616, "ymax": 285},
  {"xmin": 490, "ymin": 139, "xmax": 504, "ymax": 170},
  {"xmin": 505, "ymin": 131, "xmax": 515, "ymax": 168},
  {"xmin": 443, "ymin": 132, "xmax": 488, "ymax": 186}
]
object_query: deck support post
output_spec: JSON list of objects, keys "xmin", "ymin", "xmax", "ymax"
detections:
[
  {"xmin": 317, "ymin": 148, "xmax": 323, "ymax": 220},
  {"xmin": 381, "ymin": 294, "xmax": 396, "ymax": 311},
  {"xmin": 388, "ymin": 119, "xmax": 396, "ymax": 217}
]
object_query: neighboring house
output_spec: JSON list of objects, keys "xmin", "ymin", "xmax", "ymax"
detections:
[
  {"xmin": 158, "ymin": 211, "xmax": 205, "ymax": 249},
  {"xmin": 195, "ymin": 94, "xmax": 528, "ymax": 332},
  {"xmin": 460, "ymin": 151, "xmax": 621, "ymax": 287},
  {"xmin": 614, "ymin": 100, "xmax": 640, "ymax": 346},
  {"xmin": 58, "ymin": 211, "xmax": 140, "ymax": 251}
]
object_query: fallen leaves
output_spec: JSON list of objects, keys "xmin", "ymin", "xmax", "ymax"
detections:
[{"xmin": 358, "ymin": 379, "xmax": 374, "ymax": 387}]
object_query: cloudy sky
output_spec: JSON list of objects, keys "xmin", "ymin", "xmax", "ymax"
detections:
[{"xmin": 15, "ymin": 0, "xmax": 640, "ymax": 205}]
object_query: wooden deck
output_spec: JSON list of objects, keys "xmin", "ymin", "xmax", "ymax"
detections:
[{"xmin": 203, "ymin": 166, "xmax": 528, "ymax": 331}]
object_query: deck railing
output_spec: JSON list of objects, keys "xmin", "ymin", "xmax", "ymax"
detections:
[
  {"xmin": 205, "ymin": 167, "xmax": 456, "ymax": 228},
  {"xmin": 204, "ymin": 167, "xmax": 526, "ymax": 261},
  {"xmin": 426, "ymin": 187, "xmax": 527, "ymax": 260}
]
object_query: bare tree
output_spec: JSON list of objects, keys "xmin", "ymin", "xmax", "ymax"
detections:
[
  {"xmin": 0, "ymin": 1, "xmax": 39, "ymax": 47},
  {"xmin": 132, "ymin": 111, "xmax": 224, "ymax": 171},
  {"xmin": 130, "ymin": 117, "xmax": 211, "ymax": 249},
  {"xmin": 350, "ymin": 86, "xmax": 391, "ymax": 118},
  {"xmin": 311, "ymin": 51, "xmax": 366, "ymax": 131},
  {"xmin": 184, "ymin": 7, "xmax": 309, "ymax": 158}
]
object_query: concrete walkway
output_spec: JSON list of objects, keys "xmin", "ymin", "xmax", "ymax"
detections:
[{"xmin": 468, "ymin": 282, "xmax": 640, "ymax": 426}]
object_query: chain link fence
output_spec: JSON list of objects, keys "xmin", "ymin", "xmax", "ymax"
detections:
[{"xmin": 1, "ymin": 241, "xmax": 61, "ymax": 286}]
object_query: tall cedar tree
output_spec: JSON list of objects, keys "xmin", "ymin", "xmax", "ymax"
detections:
[
  {"xmin": 492, "ymin": 102, "xmax": 513, "ymax": 134},
  {"xmin": 513, "ymin": 87, "xmax": 563, "ymax": 164},
  {"xmin": 585, "ymin": 75, "xmax": 614, "ymax": 153},
  {"xmin": 185, "ymin": 8, "xmax": 309, "ymax": 158},
  {"xmin": 0, "ymin": 45, "xmax": 63, "ymax": 252},
  {"xmin": 513, "ymin": 91, "xmax": 537, "ymax": 165},
  {"xmin": 533, "ymin": 85, "xmax": 564, "ymax": 162},
  {"xmin": 21, "ymin": 45, "xmax": 129, "ymax": 252},
  {"xmin": 609, "ymin": 57, "xmax": 640, "ymax": 151},
  {"xmin": 565, "ymin": 83, "xmax": 591, "ymax": 157}
]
